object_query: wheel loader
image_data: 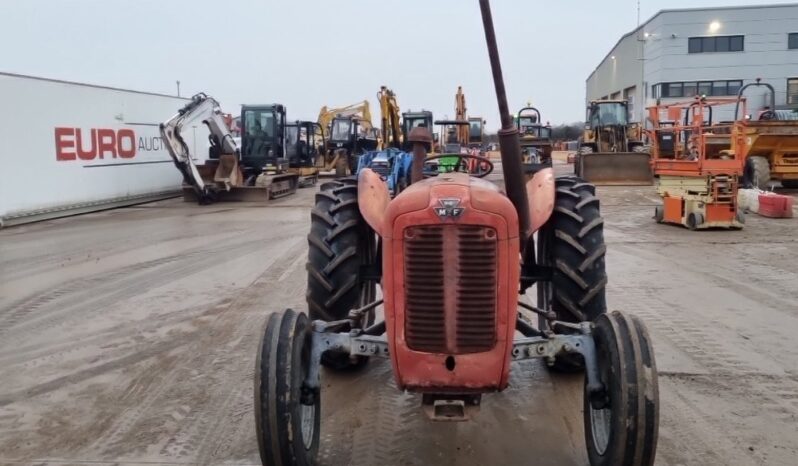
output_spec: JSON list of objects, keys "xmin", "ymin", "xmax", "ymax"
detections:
[
  {"xmin": 576, "ymin": 99, "xmax": 653, "ymax": 185},
  {"xmin": 253, "ymin": 2, "xmax": 660, "ymax": 465}
]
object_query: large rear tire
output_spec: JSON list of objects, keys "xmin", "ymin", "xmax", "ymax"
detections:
[
  {"xmin": 537, "ymin": 175, "xmax": 608, "ymax": 371},
  {"xmin": 255, "ymin": 310, "xmax": 320, "ymax": 466},
  {"xmin": 585, "ymin": 311, "xmax": 659, "ymax": 466},
  {"xmin": 743, "ymin": 156, "xmax": 770, "ymax": 188},
  {"xmin": 306, "ymin": 178, "xmax": 376, "ymax": 370}
]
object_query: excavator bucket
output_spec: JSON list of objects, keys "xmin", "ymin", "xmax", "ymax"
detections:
[{"xmin": 578, "ymin": 152, "xmax": 653, "ymax": 185}]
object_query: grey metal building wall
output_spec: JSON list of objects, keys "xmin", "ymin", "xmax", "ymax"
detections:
[{"xmin": 587, "ymin": 3, "xmax": 798, "ymax": 123}]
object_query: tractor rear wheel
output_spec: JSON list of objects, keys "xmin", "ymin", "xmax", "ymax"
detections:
[
  {"xmin": 537, "ymin": 175, "xmax": 607, "ymax": 371},
  {"xmin": 306, "ymin": 178, "xmax": 376, "ymax": 370},
  {"xmin": 255, "ymin": 309, "xmax": 320, "ymax": 466},
  {"xmin": 584, "ymin": 311, "xmax": 659, "ymax": 466}
]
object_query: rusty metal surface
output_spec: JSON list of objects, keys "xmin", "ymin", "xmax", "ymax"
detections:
[
  {"xmin": 357, "ymin": 168, "xmax": 390, "ymax": 235},
  {"xmin": 525, "ymin": 167, "xmax": 555, "ymax": 234},
  {"xmin": 579, "ymin": 152, "xmax": 653, "ymax": 185}
]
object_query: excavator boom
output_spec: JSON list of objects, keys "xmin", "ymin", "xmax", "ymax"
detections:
[{"xmin": 160, "ymin": 93, "xmax": 240, "ymax": 202}]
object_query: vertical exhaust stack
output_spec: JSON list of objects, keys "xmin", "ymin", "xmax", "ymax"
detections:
[{"xmin": 478, "ymin": 0, "xmax": 530, "ymax": 242}]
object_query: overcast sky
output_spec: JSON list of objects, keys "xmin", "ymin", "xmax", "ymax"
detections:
[{"xmin": 4, "ymin": 0, "xmax": 796, "ymax": 129}]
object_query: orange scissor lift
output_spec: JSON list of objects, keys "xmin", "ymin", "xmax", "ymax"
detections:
[{"xmin": 648, "ymin": 96, "xmax": 745, "ymax": 230}]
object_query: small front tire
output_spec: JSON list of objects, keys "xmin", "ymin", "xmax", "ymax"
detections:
[
  {"xmin": 585, "ymin": 311, "xmax": 659, "ymax": 466},
  {"xmin": 653, "ymin": 205, "xmax": 664, "ymax": 224},
  {"xmin": 255, "ymin": 310, "xmax": 320, "ymax": 466}
]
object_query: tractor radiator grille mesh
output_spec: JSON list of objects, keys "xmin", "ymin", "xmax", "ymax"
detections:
[{"xmin": 404, "ymin": 225, "xmax": 497, "ymax": 354}]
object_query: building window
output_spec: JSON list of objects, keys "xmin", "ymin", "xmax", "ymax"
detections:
[
  {"xmin": 624, "ymin": 86, "xmax": 636, "ymax": 120},
  {"xmin": 789, "ymin": 78, "xmax": 798, "ymax": 105},
  {"xmin": 727, "ymin": 80, "xmax": 743, "ymax": 95},
  {"xmin": 664, "ymin": 83, "xmax": 683, "ymax": 98},
  {"xmin": 790, "ymin": 33, "xmax": 798, "ymax": 50},
  {"xmin": 655, "ymin": 80, "xmax": 743, "ymax": 98},
  {"xmin": 688, "ymin": 35, "xmax": 744, "ymax": 53}
]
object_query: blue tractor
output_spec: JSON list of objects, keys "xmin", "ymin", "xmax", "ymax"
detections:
[{"xmin": 356, "ymin": 148, "xmax": 414, "ymax": 196}]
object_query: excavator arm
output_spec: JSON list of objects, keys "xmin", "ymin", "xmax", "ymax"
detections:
[
  {"xmin": 317, "ymin": 101, "xmax": 374, "ymax": 132},
  {"xmin": 160, "ymin": 93, "xmax": 238, "ymax": 201},
  {"xmin": 378, "ymin": 86, "xmax": 402, "ymax": 148},
  {"xmin": 455, "ymin": 86, "xmax": 470, "ymax": 145}
]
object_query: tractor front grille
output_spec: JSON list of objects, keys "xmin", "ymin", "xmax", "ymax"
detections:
[{"xmin": 404, "ymin": 225, "xmax": 497, "ymax": 354}]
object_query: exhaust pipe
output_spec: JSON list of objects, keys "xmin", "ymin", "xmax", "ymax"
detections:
[{"xmin": 479, "ymin": 0, "xmax": 530, "ymax": 243}]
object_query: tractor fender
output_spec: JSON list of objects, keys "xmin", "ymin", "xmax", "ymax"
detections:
[
  {"xmin": 525, "ymin": 167, "xmax": 555, "ymax": 235},
  {"xmin": 358, "ymin": 168, "xmax": 390, "ymax": 236}
]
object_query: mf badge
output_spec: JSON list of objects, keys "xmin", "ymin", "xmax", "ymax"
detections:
[{"xmin": 434, "ymin": 198, "xmax": 465, "ymax": 219}]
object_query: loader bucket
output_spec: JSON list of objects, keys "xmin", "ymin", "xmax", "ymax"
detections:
[{"xmin": 578, "ymin": 152, "xmax": 653, "ymax": 185}]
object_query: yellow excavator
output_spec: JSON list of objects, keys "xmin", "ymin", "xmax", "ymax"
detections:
[
  {"xmin": 455, "ymin": 86, "xmax": 485, "ymax": 150},
  {"xmin": 378, "ymin": 86, "xmax": 403, "ymax": 149}
]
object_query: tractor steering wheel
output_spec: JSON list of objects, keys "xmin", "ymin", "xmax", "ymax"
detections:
[{"xmin": 423, "ymin": 153, "xmax": 494, "ymax": 178}]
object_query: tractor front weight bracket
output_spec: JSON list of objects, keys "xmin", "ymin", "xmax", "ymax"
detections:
[
  {"xmin": 305, "ymin": 321, "xmax": 390, "ymax": 391},
  {"xmin": 304, "ymin": 319, "xmax": 604, "ymax": 402},
  {"xmin": 511, "ymin": 327, "xmax": 603, "ymax": 396}
]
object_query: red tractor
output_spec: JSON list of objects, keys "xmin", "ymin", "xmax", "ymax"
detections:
[{"xmin": 253, "ymin": 2, "xmax": 659, "ymax": 465}]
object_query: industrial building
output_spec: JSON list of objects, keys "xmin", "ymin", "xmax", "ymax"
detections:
[{"xmin": 586, "ymin": 3, "xmax": 798, "ymax": 122}]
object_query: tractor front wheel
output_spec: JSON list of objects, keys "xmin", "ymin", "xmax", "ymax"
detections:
[
  {"xmin": 537, "ymin": 175, "xmax": 607, "ymax": 371},
  {"xmin": 584, "ymin": 311, "xmax": 659, "ymax": 466},
  {"xmin": 255, "ymin": 309, "xmax": 320, "ymax": 466}
]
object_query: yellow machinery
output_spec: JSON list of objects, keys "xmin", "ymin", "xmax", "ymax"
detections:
[
  {"xmin": 317, "ymin": 100, "xmax": 379, "ymax": 175},
  {"xmin": 317, "ymin": 101, "xmax": 375, "ymax": 135},
  {"xmin": 732, "ymin": 80, "xmax": 798, "ymax": 189},
  {"xmin": 577, "ymin": 99, "xmax": 652, "ymax": 185},
  {"xmin": 455, "ymin": 86, "xmax": 470, "ymax": 145},
  {"xmin": 455, "ymin": 86, "xmax": 485, "ymax": 149},
  {"xmin": 378, "ymin": 86, "xmax": 403, "ymax": 149}
]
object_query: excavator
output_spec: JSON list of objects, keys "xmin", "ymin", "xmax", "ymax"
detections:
[
  {"xmin": 378, "ymin": 85, "xmax": 403, "ymax": 149},
  {"xmin": 160, "ymin": 93, "xmax": 299, "ymax": 204},
  {"xmin": 317, "ymin": 100, "xmax": 379, "ymax": 174},
  {"xmin": 455, "ymin": 86, "xmax": 486, "ymax": 149},
  {"xmin": 285, "ymin": 120, "xmax": 326, "ymax": 187},
  {"xmin": 576, "ymin": 99, "xmax": 652, "ymax": 185},
  {"xmin": 402, "ymin": 110, "xmax": 435, "ymax": 151}
]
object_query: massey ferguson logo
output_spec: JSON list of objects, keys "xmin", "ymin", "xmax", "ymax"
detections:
[{"xmin": 434, "ymin": 198, "xmax": 465, "ymax": 219}]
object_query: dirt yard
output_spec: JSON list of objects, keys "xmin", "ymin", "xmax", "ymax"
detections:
[{"xmin": 1, "ymin": 163, "xmax": 796, "ymax": 465}]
